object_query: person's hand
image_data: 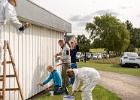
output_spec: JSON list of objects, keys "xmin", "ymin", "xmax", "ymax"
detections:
[
  {"xmin": 54, "ymin": 54, "xmax": 58, "ymax": 58},
  {"xmin": 72, "ymin": 92, "xmax": 75, "ymax": 96},
  {"xmin": 74, "ymin": 40, "xmax": 77, "ymax": 45},
  {"xmin": 56, "ymin": 63, "xmax": 62, "ymax": 67},
  {"xmin": 39, "ymin": 83, "xmax": 44, "ymax": 87},
  {"xmin": 56, "ymin": 57, "xmax": 60, "ymax": 60},
  {"xmin": 58, "ymin": 87, "xmax": 61, "ymax": 90},
  {"xmin": 78, "ymin": 90, "xmax": 83, "ymax": 92},
  {"xmin": 24, "ymin": 23, "xmax": 31, "ymax": 28}
]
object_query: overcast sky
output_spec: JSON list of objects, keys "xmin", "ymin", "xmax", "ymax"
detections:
[{"xmin": 30, "ymin": 0, "xmax": 140, "ymax": 37}]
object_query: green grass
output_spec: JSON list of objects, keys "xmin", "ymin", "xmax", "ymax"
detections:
[
  {"xmin": 90, "ymin": 57, "xmax": 120, "ymax": 64},
  {"xmin": 77, "ymin": 61, "xmax": 140, "ymax": 76},
  {"xmin": 35, "ymin": 85, "xmax": 121, "ymax": 100},
  {"xmin": 90, "ymin": 48, "xmax": 106, "ymax": 53}
]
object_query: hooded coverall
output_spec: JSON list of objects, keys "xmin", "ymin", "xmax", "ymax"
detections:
[
  {"xmin": 0, "ymin": 0, "xmax": 22, "ymax": 74},
  {"xmin": 72, "ymin": 67, "xmax": 100, "ymax": 100}
]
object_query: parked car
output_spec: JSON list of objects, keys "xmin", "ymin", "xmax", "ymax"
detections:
[
  {"xmin": 120, "ymin": 52, "xmax": 140, "ymax": 68},
  {"xmin": 92, "ymin": 53, "xmax": 102, "ymax": 59},
  {"xmin": 79, "ymin": 52, "xmax": 92, "ymax": 62},
  {"xmin": 76, "ymin": 52, "xmax": 82, "ymax": 62},
  {"xmin": 102, "ymin": 53, "xmax": 110, "ymax": 58},
  {"xmin": 86, "ymin": 52, "xmax": 92, "ymax": 59}
]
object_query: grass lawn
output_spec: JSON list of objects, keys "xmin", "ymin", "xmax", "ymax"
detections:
[
  {"xmin": 77, "ymin": 60, "xmax": 140, "ymax": 76},
  {"xmin": 35, "ymin": 85, "xmax": 121, "ymax": 100}
]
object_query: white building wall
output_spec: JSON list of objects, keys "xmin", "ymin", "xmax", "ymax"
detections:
[{"xmin": 1, "ymin": 23, "xmax": 64, "ymax": 100}]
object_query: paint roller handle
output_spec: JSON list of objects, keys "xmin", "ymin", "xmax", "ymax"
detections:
[
  {"xmin": 38, "ymin": 83, "xmax": 44, "ymax": 87},
  {"xmin": 56, "ymin": 63, "xmax": 62, "ymax": 67}
]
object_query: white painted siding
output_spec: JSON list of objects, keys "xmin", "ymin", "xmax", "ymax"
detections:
[{"xmin": 1, "ymin": 23, "xmax": 64, "ymax": 100}]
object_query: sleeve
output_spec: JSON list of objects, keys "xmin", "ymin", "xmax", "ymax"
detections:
[
  {"xmin": 80, "ymin": 78, "xmax": 90, "ymax": 91},
  {"xmin": 75, "ymin": 45, "xmax": 79, "ymax": 52},
  {"xmin": 55, "ymin": 72, "xmax": 62, "ymax": 86},
  {"xmin": 43, "ymin": 73, "xmax": 53, "ymax": 85},
  {"xmin": 5, "ymin": 3, "xmax": 22, "ymax": 28},
  {"xmin": 57, "ymin": 52, "xmax": 62, "ymax": 56},
  {"xmin": 72, "ymin": 78, "xmax": 80, "ymax": 92},
  {"xmin": 60, "ymin": 49, "xmax": 70, "ymax": 61}
]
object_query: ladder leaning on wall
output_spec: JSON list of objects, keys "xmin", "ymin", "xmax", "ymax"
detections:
[{"xmin": 0, "ymin": 40, "xmax": 24, "ymax": 100}]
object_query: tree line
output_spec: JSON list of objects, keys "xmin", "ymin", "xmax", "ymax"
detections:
[{"xmin": 77, "ymin": 14, "xmax": 140, "ymax": 54}]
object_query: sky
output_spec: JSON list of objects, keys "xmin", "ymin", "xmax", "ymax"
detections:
[{"xmin": 29, "ymin": 0, "xmax": 140, "ymax": 38}]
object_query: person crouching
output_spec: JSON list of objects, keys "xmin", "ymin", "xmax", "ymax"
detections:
[
  {"xmin": 66, "ymin": 67, "xmax": 100, "ymax": 100},
  {"xmin": 39, "ymin": 65, "xmax": 69, "ymax": 95}
]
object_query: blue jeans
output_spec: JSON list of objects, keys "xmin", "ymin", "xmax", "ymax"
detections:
[
  {"xmin": 54, "ymin": 85, "xmax": 65, "ymax": 95},
  {"xmin": 70, "ymin": 63, "xmax": 77, "ymax": 84}
]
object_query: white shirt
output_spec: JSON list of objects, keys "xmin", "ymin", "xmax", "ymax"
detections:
[
  {"xmin": 72, "ymin": 67, "xmax": 100, "ymax": 92},
  {"xmin": 0, "ymin": 0, "xmax": 22, "ymax": 28}
]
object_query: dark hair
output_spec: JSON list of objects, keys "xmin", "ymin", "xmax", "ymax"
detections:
[{"xmin": 58, "ymin": 40, "xmax": 64, "ymax": 43}]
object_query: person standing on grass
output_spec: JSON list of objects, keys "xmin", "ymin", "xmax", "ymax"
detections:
[
  {"xmin": 55, "ymin": 40, "xmax": 71, "ymax": 94},
  {"xmin": 0, "ymin": 0, "xmax": 29, "ymax": 74},
  {"xmin": 39, "ymin": 65, "xmax": 68, "ymax": 95},
  {"xmin": 66, "ymin": 67, "xmax": 100, "ymax": 100},
  {"xmin": 70, "ymin": 40, "xmax": 79, "ymax": 85}
]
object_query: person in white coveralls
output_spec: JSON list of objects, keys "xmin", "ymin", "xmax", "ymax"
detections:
[
  {"xmin": 66, "ymin": 67, "xmax": 100, "ymax": 100},
  {"xmin": 0, "ymin": 0, "xmax": 28, "ymax": 74}
]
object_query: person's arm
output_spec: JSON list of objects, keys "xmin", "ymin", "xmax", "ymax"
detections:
[
  {"xmin": 80, "ymin": 78, "xmax": 90, "ymax": 91},
  {"xmin": 72, "ymin": 78, "xmax": 80, "ymax": 92},
  {"xmin": 5, "ymin": 3, "xmax": 22, "ymax": 29},
  {"xmin": 57, "ymin": 52, "xmax": 62, "ymax": 56},
  {"xmin": 60, "ymin": 49, "xmax": 70, "ymax": 61},
  {"xmin": 75, "ymin": 45, "xmax": 79, "ymax": 52},
  {"xmin": 43, "ymin": 73, "xmax": 53, "ymax": 85},
  {"xmin": 55, "ymin": 51, "xmax": 62, "ymax": 58}
]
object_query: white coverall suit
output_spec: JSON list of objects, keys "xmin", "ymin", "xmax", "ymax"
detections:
[
  {"xmin": 72, "ymin": 67, "xmax": 100, "ymax": 100},
  {"xmin": 0, "ymin": 0, "xmax": 22, "ymax": 74}
]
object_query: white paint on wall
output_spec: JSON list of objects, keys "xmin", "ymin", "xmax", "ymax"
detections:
[{"xmin": 0, "ymin": 23, "xmax": 64, "ymax": 100}]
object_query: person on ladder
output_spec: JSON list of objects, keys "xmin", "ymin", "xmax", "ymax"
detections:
[{"xmin": 0, "ymin": 0, "xmax": 29, "ymax": 74}]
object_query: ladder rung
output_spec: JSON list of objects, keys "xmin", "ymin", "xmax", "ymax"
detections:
[
  {"xmin": 0, "ymin": 79, "xmax": 3, "ymax": 81},
  {"xmin": 0, "ymin": 75, "xmax": 16, "ymax": 78},
  {"xmin": 0, "ymin": 88, "xmax": 19, "ymax": 91},
  {"xmin": 2, "ymin": 61, "xmax": 12, "ymax": 65}
]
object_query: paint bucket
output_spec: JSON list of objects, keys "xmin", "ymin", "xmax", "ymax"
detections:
[
  {"xmin": 63, "ymin": 95, "xmax": 74, "ymax": 100},
  {"xmin": 49, "ymin": 91, "xmax": 54, "ymax": 96}
]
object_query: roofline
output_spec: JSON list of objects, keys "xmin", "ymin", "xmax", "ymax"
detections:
[
  {"xmin": 27, "ymin": 0, "xmax": 71, "ymax": 25},
  {"xmin": 18, "ymin": 16, "xmax": 67, "ymax": 33}
]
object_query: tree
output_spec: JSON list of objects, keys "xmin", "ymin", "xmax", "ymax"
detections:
[
  {"xmin": 77, "ymin": 34, "xmax": 91, "ymax": 52},
  {"xmin": 125, "ymin": 20, "xmax": 140, "ymax": 51},
  {"xmin": 86, "ymin": 14, "xmax": 130, "ymax": 53}
]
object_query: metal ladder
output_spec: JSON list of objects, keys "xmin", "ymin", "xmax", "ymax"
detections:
[{"xmin": 0, "ymin": 40, "xmax": 24, "ymax": 100}]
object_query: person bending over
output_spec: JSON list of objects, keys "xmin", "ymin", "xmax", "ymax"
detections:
[{"xmin": 66, "ymin": 67, "xmax": 100, "ymax": 100}]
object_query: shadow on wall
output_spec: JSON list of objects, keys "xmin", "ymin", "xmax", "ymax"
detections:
[{"xmin": 28, "ymin": 56, "xmax": 49, "ymax": 99}]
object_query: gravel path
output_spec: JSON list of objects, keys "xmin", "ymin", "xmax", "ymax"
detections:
[{"xmin": 98, "ymin": 71, "xmax": 140, "ymax": 100}]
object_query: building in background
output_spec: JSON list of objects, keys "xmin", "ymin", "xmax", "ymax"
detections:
[
  {"xmin": 0, "ymin": 0, "xmax": 71, "ymax": 99},
  {"xmin": 65, "ymin": 35, "xmax": 76, "ymax": 45}
]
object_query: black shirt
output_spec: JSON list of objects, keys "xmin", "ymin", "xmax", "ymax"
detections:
[{"xmin": 70, "ymin": 45, "xmax": 79, "ymax": 63}]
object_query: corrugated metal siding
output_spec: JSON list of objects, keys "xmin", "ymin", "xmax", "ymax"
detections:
[{"xmin": 0, "ymin": 23, "xmax": 64, "ymax": 100}]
